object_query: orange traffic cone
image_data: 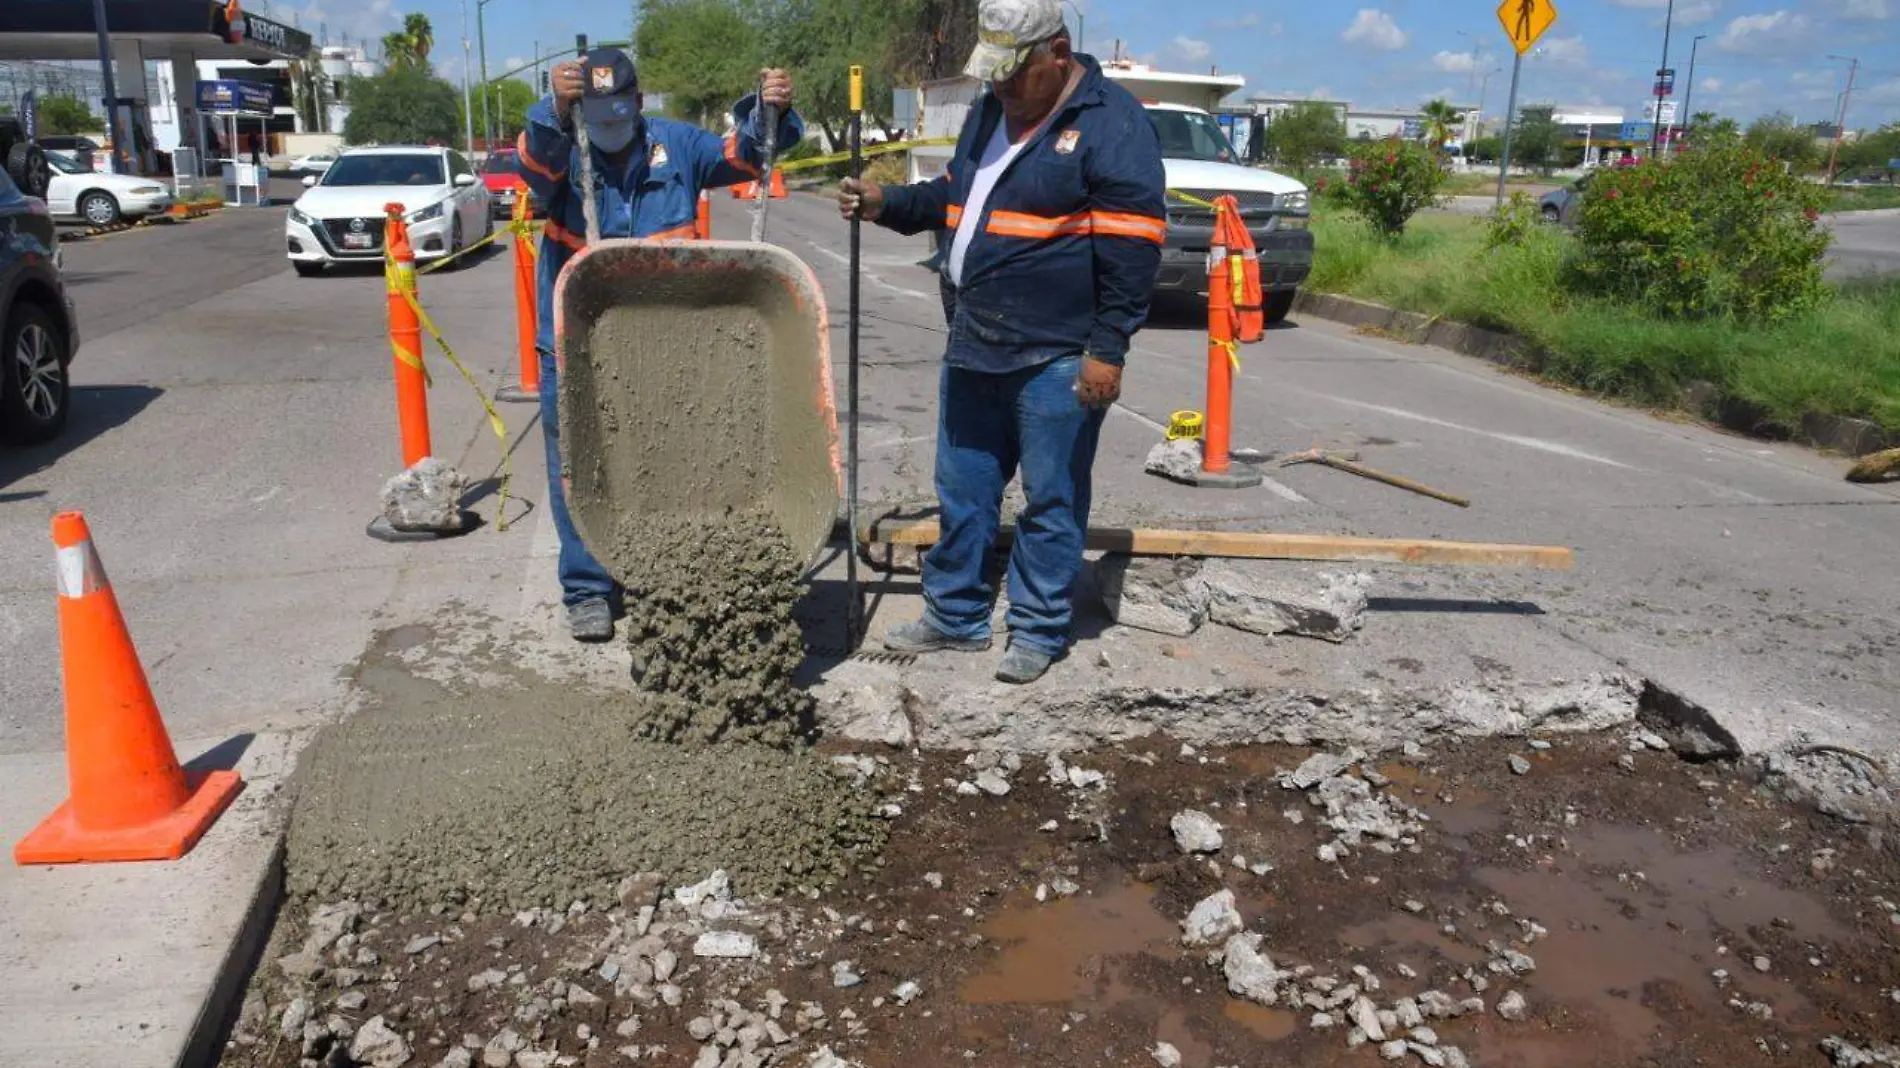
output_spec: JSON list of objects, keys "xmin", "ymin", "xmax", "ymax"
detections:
[
  {"xmin": 13, "ymin": 513, "xmax": 243, "ymax": 865},
  {"xmin": 769, "ymin": 170, "xmax": 787, "ymax": 198},
  {"xmin": 694, "ymin": 190, "xmax": 712, "ymax": 240},
  {"xmin": 732, "ymin": 180, "xmax": 757, "ymax": 199}
]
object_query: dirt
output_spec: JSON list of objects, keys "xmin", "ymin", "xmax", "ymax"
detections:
[
  {"xmin": 282, "ymin": 630, "xmax": 885, "ymax": 916},
  {"xmin": 557, "ymin": 244, "xmax": 840, "ymax": 577},
  {"xmin": 231, "ymin": 724, "xmax": 1900, "ymax": 1068}
]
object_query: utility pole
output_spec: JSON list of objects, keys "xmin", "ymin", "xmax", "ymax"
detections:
[
  {"xmin": 1495, "ymin": 50, "xmax": 1523, "ymax": 209},
  {"xmin": 476, "ymin": 0, "xmax": 493, "ymax": 151},
  {"xmin": 90, "ymin": 0, "xmax": 127, "ymax": 174},
  {"xmin": 1825, "ymin": 54, "xmax": 1859, "ymax": 187},
  {"xmin": 459, "ymin": 0, "xmax": 476, "ymax": 157},
  {"xmin": 1677, "ymin": 33, "xmax": 1706, "ymax": 150},
  {"xmin": 1651, "ymin": 0, "xmax": 1674, "ymax": 158}
]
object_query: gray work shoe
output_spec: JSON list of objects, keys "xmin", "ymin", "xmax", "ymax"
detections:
[
  {"xmin": 567, "ymin": 598, "xmax": 615, "ymax": 643},
  {"xmin": 882, "ymin": 618, "xmax": 991, "ymax": 654},
  {"xmin": 995, "ymin": 643, "xmax": 1054, "ymax": 685}
]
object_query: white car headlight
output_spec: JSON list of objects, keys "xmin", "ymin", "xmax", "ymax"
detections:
[
  {"xmin": 1282, "ymin": 191, "xmax": 1310, "ymax": 211},
  {"xmin": 407, "ymin": 201, "xmax": 446, "ymax": 224},
  {"xmin": 288, "ymin": 206, "xmax": 314, "ymax": 226},
  {"xmin": 131, "ymin": 185, "xmax": 165, "ymax": 195}
]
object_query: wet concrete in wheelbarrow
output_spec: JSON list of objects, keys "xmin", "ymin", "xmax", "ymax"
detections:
[{"xmin": 223, "ymin": 695, "xmax": 1900, "ymax": 1068}]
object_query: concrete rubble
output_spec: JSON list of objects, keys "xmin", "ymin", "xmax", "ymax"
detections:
[
  {"xmin": 1143, "ymin": 438, "xmax": 1205, "ymax": 483},
  {"xmin": 380, "ymin": 457, "xmax": 468, "ymax": 533},
  {"xmin": 1203, "ymin": 562, "xmax": 1371, "ymax": 642},
  {"xmin": 1170, "ymin": 809, "xmax": 1224, "ymax": 854},
  {"xmin": 1094, "ymin": 554, "xmax": 1210, "ymax": 636},
  {"xmin": 1182, "ymin": 889, "xmax": 1245, "ymax": 946}
]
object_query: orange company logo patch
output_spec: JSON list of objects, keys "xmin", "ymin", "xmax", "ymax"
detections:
[
  {"xmin": 591, "ymin": 66, "xmax": 616, "ymax": 92},
  {"xmin": 1055, "ymin": 129, "xmax": 1081, "ymax": 155}
]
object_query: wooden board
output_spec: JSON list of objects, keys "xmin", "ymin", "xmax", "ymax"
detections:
[{"xmin": 863, "ymin": 519, "xmax": 1574, "ymax": 571}]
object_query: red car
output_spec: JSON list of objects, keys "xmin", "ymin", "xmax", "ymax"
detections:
[{"xmin": 481, "ymin": 149, "xmax": 541, "ymax": 219}]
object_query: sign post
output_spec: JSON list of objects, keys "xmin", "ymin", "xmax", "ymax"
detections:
[{"xmin": 1494, "ymin": 0, "xmax": 1558, "ymax": 209}]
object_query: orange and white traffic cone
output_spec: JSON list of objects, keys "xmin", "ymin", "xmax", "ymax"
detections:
[
  {"xmin": 496, "ymin": 182, "xmax": 541, "ymax": 404},
  {"xmin": 1192, "ymin": 195, "xmax": 1264, "ymax": 490},
  {"xmin": 14, "ymin": 513, "xmax": 243, "ymax": 865},
  {"xmin": 385, "ymin": 202, "xmax": 433, "ymax": 466},
  {"xmin": 694, "ymin": 190, "xmax": 712, "ymax": 240}
]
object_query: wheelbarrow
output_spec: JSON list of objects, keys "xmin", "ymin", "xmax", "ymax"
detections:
[{"xmin": 552, "ymin": 238, "xmax": 841, "ymax": 575}]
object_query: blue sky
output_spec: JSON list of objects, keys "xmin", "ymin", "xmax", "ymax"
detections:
[{"xmin": 264, "ymin": 0, "xmax": 1897, "ymax": 126}]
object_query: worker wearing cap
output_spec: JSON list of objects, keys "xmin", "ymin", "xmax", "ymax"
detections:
[
  {"xmin": 838, "ymin": 0, "xmax": 1165, "ymax": 683},
  {"xmin": 517, "ymin": 48, "xmax": 800, "ymax": 642}
]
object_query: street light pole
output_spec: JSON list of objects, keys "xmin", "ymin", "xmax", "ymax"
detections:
[
  {"xmin": 1651, "ymin": 0, "xmax": 1674, "ymax": 158},
  {"xmin": 89, "ymin": 0, "xmax": 127, "ymax": 174},
  {"xmin": 476, "ymin": 0, "xmax": 494, "ymax": 151},
  {"xmin": 458, "ymin": 0, "xmax": 476, "ymax": 157},
  {"xmin": 1677, "ymin": 34, "xmax": 1706, "ymax": 150},
  {"xmin": 1825, "ymin": 54, "xmax": 1859, "ymax": 187}
]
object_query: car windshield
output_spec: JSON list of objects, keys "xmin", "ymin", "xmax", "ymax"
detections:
[
  {"xmin": 44, "ymin": 150, "xmax": 84, "ymax": 175},
  {"xmin": 484, "ymin": 154, "xmax": 519, "ymax": 175},
  {"xmin": 322, "ymin": 154, "xmax": 445, "ymax": 187},
  {"xmin": 1148, "ymin": 109, "xmax": 1238, "ymax": 163}
]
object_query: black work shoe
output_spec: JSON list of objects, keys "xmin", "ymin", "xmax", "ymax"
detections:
[
  {"xmin": 567, "ymin": 598, "xmax": 614, "ymax": 643},
  {"xmin": 995, "ymin": 643, "xmax": 1054, "ymax": 684},
  {"xmin": 882, "ymin": 619, "xmax": 992, "ymax": 654}
]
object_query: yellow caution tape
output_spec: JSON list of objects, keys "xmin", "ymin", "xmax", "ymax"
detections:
[
  {"xmin": 774, "ymin": 136, "xmax": 958, "ymax": 175},
  {"xmin": 416, "ymin": 216, "xmax": 541, "ymax": 276},
  {"xmin": 1168, "ymin": 188, "xmax": 1219, "ymax": 210},
  {"xmin": 1216, "ymin": 336, "xmax": 1241, "ymax": 376},
  {"xmin": 384, "ymin": 247, "xmax": 514, "ymax": 531}
]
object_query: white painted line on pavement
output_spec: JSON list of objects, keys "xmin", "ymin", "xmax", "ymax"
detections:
[
  {"xmin": 802, "ymin": 243, "xmax": 939, "ymax": 303},
  {"xmin": 1111, "ymin": 402, "xmax": 1167, "ymax": 433},
  {"xmin": 1306, "ymin": 394, "xmax": 1636, "ymax": 470},
  {"xmin": 1111, "ymin": 403, "xmax": 1309, "ymax": 503}
]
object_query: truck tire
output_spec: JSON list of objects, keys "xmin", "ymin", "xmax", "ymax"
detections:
[
  {"xmin": 1263, "ymin": 289, "xmax": 1297, "ymax": 324},
  {"xmin": 5, "ymin": 143, "xmax": 51, "ymax": 200}
]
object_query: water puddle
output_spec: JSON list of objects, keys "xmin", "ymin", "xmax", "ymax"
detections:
[
  {"xmin": 959, "ymin": 879, "xmax": 1180, "ymax": 1005},
  {"xmin": 1222, "ymin": 1000, "xmax": 1298, "ymax": 1041}
]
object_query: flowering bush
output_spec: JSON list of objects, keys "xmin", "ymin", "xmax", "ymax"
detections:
[
  {"xmin": 1567, "ymin": 138, "xmax": 1832, "ymax": 322},
  {"xmin": 1333, "ymin": 139, "xmax": 1447, "ymax": 238}
]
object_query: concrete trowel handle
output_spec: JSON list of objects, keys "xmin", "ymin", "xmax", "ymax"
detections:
[{"xmin": 571, "ymin": 33, "xmax": 602, "ymax": 245}]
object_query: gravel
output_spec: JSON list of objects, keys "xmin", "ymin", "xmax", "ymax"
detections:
[{"xmin": 348, "ymin": 1015, "xmax": 410, "ymax": 1068}]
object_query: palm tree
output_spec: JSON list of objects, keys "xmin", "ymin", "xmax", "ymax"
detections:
[
  {"xmin": 381, "ymin": 13, "xmax": 435, "ymax": 69},
  {"xmin": 1419, "ymin": 98, "xmax": 1464, "ymax": 151}
]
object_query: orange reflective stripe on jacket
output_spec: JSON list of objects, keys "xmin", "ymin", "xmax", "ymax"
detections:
[
  {"xmin": 517, "ymin": 132, "xmax": 566, "ymax": 182},
  {"xmin": 946, "ymin": 203, "xmax": 964, "ymax": 228},
  {"xmin": 722, "ymin": 134, "xmax": 761, "ymax": 178},
  {"xmin": 982, "ymin": 208, "xmax": 1166, "ymax": 244},
  {"xmin": 645, "ymin": 222, "xmax": 699, "ymax": 241}
]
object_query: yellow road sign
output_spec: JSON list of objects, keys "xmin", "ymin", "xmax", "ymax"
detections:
[{"xmin": 1497, "ymin": 0, "xmax": 1557, "ymax": 54}]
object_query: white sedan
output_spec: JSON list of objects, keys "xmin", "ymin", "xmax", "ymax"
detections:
[
  {"xmin": 285, "ymin": 145, "xmax": 492, "ymax": 277},
  {"xmin": 288, "ymin": 152, "xmax": 337, "ymax": 176},
  {"xmin": 43, "ymin": 151, "xmax": 173, "ymax": 227}
]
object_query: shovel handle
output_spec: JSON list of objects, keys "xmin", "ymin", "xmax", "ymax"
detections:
[
  {"xmin": 570, "ymin": 34, "xmax": 601, "ymax": 245},
  {"xmin": 1324, "ymin": 456, "xmax": 1472, "ymax": 508},
  {"xmin": 752, "ymin": 88, "xmax": 778, "ymax": 243}
]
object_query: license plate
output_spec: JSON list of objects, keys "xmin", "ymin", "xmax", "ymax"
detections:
[{"xmin": 344, "ymin": 232, "xmax": 372, "ymax": 249}]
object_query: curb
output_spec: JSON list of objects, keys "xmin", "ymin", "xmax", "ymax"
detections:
[
  {"xmin": 1292, "ymin": 290, "xmax": 1895, "ymax": 458},
  {"xmin": 179, "ymin": 836, "xmax": 285, "ymax": 1068}
]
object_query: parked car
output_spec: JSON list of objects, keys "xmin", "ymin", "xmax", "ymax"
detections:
[
  {"xmin": 1540, "ymin": 173, "xmax": 1593, "ymax": 226},
  {"xmin": 0, "ymin": 169, "xmax": 80, "ymax": 444},
  {"xmin": 38, "ymin": 135, "xmax": 101, "ymax": 172},
  {"xmin": 284, "ymin": 145, "xmax": 492, "ymax": 277},
  {"xmin": 480, "ymin": 149, "xmax": 541, "ymax": 219},
  {"xmin": 288, "ymin": 152, "xmax": 337, "ymax": 176},
  {"xmin": 43, "ymin": 150, "xmax": 173, "ymax": 226}
]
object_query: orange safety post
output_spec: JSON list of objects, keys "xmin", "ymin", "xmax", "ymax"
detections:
[
  {"xmin": 385, "ymin": 202, "xmax": 433, "ymax": 466},
  {"xmin": 1195, "ymin": 195, "xmax": 1265, "ymax": 490},
  {"xmin": 768, "ymin": 170, "xmax": 787, "ymax": 198},
  {"xmin": 695, "ymin": 189, "xmax": 712, "ymax": 239},
  {"xmin": 14, "ymin": 512, "xmax": 243, "ymax": 864},
  {"xmin": 496, "ymin": 183, "xmax": 541, "ymax": 403}
]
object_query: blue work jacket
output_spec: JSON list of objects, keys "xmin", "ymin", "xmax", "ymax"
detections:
[
  {"xmin": 877, "ymin": 54, "xmax": 1166, "ymax": 371},
  {"xmin": 517, "ymin": 94, "xmax": 803, "ymax": 356}
]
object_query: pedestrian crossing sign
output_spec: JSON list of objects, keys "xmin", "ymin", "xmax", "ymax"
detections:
[{"xmin": 1497, "ymin": 0, "xmax": 1557, "ymax": 54}]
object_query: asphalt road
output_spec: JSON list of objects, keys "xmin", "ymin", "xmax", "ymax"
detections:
[
  {"xmin": 1827, "ymin": 208, "xmax": 1900, "ymax": 281},
  {"xmin": 2, "ymin": 190, "xmax": 1896, "ymax": 764}
]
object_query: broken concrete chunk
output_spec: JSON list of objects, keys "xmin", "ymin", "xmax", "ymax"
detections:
[
  {"xmin": 693, "ymin": 932, "xmax": 759, "ymax": 959},
  {"xmin": 1380, "ymin": 1040, "xmax": 1409, "ymax": 1060},
  {"xmin": 381, "ymin": 457, "xmax": 468, "ymax": 533},
  {"xmin": 1508, "ymin": 755, "xmax": 1533, "ymax": 776},
  {"xmin": 1350, "ymin": 996, "xmax": 1387, "ymax": 1042},
  {"xmin": 1203, "ymin": 562, "xmax": 1371, "ymax": 642},
  {"xmin": 1094, "ymin": 554, "xmax": 1210, "ymax": 636},
  {"xmin": 974, "ymin": 769, "xmax": 1011, "ymax": 797},
  {"xmin": 1497, "ymin": 990, "xmax": 1528, "ymax": 1021},
  {"xmin": 1182, "ymin": 889, "xmax": 1245, "ymax": 946},
  {"xmin": 348, "ymin": 1016, "xmax": 411, "ymax": 1068},
  {"xmin": 1152, "ymin": 1041, "xmax": 1183, "ymax": 1068},
  {"xmin": 280, "ymin": 998, "xmax": 312, "ymax": 1040},
  {"xmin": 674, "ymin": 870, "xmax": 733, "ymax": 912},
  {"xmin": 834, "ymin": 684, "xmax": 917, "ymax": 748},
  {"xmin": 1171, "ymin": 809, "xmax": 1225, "ymax": 854},
  {"xmin": 893, "ymin": 980, "xmax": 923, "ymax": 1005},
  {"xmin": 1144, "ymin": 438, "xmax": 1205, "ymax": 483},
  {"xmin": 1282, "ymin": 750, "xmax": 1366, "ymax": 790},
  {"xmin": 1223, "ymin": 933, "xmax": 1292, "ymax": 1005}
]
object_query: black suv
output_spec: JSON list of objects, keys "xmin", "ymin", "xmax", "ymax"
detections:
[{"xmin": 1, "ymin": 168, "xmax": 79, "ymax": 444}]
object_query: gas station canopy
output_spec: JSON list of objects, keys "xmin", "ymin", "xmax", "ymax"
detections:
[{"xmin": 0, "ymin": 0, "xmax": 312, "ymax": 63}]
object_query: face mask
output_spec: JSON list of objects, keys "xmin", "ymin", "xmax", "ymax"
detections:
[{"xmin": 588, "ymin": 118, "xmax": 639, "ymax": 154}]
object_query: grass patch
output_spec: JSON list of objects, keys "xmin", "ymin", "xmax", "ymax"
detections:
[
  {"xmin": 1827, "ymin": 185, "xmax": 1900, "ymax": 213},
  {"xmin": 1308, "ymin": 207, "xmax": 1900, "ymax": 435}
]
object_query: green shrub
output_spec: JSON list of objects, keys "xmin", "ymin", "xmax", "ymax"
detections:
[
  {"xmin": 1486, "ymin": 191, "xmax": 1539, "ymax": 250},
  {"xmin": 1567, "ymin": 139, "xmax": 1832, "ymax": 322},
  {"xmin": 1334, "ymin": 139, "xmax": 1447, "ymax": 239}
]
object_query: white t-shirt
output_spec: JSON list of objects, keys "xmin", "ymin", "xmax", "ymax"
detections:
[{"xmin": 947, "ymin": 121, "xmax": 1027, "ymax": 287}]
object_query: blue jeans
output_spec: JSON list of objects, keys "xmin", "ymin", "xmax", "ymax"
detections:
[
  {"xmin": 538, "ymin": 348, "xmax": 616, "ymax": 607},
  {"xmin": 924, "ymin": 354, "xmax": 1106, "ymax": 656}
]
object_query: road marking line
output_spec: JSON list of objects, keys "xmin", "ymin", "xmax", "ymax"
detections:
[
  {"xmin": 803, "ymin": 243, "xmax": 937, "ymax": 302},
  {"xmin": 1309, "ymin": 395, "xmax": 1636, "ymax": 469},
  {"xmin": 1112, "ymin": 403, "xmax": 1309, "ymax": 502}
]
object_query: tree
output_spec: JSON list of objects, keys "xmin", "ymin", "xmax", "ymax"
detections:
[
  {"xmin": 1466, "ymin": 135, "xmax": 1502, "ymax": 163},
  {"xmin": 1744, "ymin": 112, "xmax": 1819, "ymax": 171},
  {"xmin": 382, "ymin": 12, "xmax": 435, "ymax": 70},
  {"xmin": 636, "ymin": 0, "xmax": 764, "ymax": 127},
  {"xmin": 1264, "ymin": 101, "xmax": 1345, "ymax": 177},
  {"xmin": 1837, "ymin": 122, "xmax": 1899, "ymax": 174},
  {"xmin": 38, "ymin": 95, "xmax": 102, "ymax": 135},
  {"xmin": 461, "ymin": 78, "xmax": 540, "ymax": 144},
  {"xmin": 342, "ymin": 64, "xmax": 461, "ymax": 146},
  {"xmin": 1418, "ymin": 98, "xmax": 1463, "ymax": 151},
  {"xmin": 888, "ymin": 0, "xmax": 979, "ymax": 84},
  {"xmin": 1689, "ymin": 115, "xmax": 1740, "ymax": 147},
  {"xmin": 767, "ymin": 0, "xmax": 914, "ymax": 146},
  {"xmin": 289, "ymin": 52, "xmax": 325, "ymax": 132},
  {"xmin": 1510, "ymin": 105, "xmax": 1562, "ymax": 175}
]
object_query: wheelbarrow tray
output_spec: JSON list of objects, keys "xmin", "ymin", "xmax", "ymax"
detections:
[{"xmin": 553, "ymin": 239, "xmax": 841, "ymax": 576}]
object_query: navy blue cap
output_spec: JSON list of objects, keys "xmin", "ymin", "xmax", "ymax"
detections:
[{"xmin": 580, "ymin": 47, "xmax": 639, "ymax": 124}]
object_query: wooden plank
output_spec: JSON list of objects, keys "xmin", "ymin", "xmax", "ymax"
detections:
[{"xmin": 863, "ymin": 519, "xmax": 1574, "ymax": 572}]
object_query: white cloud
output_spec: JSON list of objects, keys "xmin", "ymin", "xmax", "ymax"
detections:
[
  {"xmin": 1210, "ymin": 12, "xmax": 1260, "ymax": 30},
  {"xmin": 1836, "ymin": 0, "xmax": 1892, "ymax": 18},
  {"xmin": 1269, "ymin": 22, "xmax": 1286, "ymax": 37},
  {"xmin": 1433, "ymin": 50, "xmax": 1477, "ymax": 74},
  {"xmin": 1342, "ymin": 8, "xmax": 1408, "ymax": 51},
  {"xmin": 1171, "ymin": 36, "xmax": 1212, "ymax": 62},
  {"xmin": 1536, "ymin": 36, "xmax": 1591, "ymax": 67},
  {"xmin": 1700, "ymin": 77, "xmax": 1723, "ymax": 92},
  {"xmin": 1608, "ymin": 0, "xmax": 1719, "ymax": 19},
  {"xmin": 1717, "ymin": 11, "xmax": 1813, "ymax": 54}
]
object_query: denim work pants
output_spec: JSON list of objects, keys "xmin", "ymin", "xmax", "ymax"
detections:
[
  {"xmin": 924, "ymin": 353, "xmax": 1106, "ymax": 656},
  {"xmin": 538, "ymin": 348, "xmax": 616, "ymax": 607}
]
